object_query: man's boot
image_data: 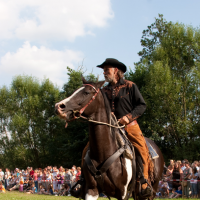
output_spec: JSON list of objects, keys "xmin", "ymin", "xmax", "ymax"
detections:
[{"xmin": 139, "ymin": 182, "xmax": 153, "ymax": 199}]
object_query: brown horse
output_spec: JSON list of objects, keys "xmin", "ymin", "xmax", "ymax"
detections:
[{"xmin": 55, "ymin": 78, "xmax": 164, "ymax": 200}]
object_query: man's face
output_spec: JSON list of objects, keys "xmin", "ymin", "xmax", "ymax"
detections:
[{"xmin": 103, "ymin": 66, "xmax": 118, "ymax": 83}]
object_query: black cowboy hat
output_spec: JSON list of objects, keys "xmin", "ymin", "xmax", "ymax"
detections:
[{"xmin": 96, "ymin": 58, "xmax": 127, "ymax": 73}]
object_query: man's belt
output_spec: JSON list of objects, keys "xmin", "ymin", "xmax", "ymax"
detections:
[{"xmin": 125, "ymin": 120, "xmax": 137, "ymax": 128}]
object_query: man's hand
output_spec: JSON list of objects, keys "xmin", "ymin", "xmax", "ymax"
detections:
[{"xmin": 118, "ymin": 116, "xmax": 129, "ymax": 125}]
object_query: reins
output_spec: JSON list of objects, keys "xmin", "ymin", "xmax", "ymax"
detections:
[
  {"xmin": 79, "ymin": 114, "xmax": 125, "ymax": 129},
  {"xmin": 68, "ymin": 84, "xmax": 125, "ymax": 129}
]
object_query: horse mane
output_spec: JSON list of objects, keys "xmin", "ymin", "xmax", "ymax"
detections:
[{"xmin": 100, "ymin": 89, "xmax": 111, "ymax": 123}]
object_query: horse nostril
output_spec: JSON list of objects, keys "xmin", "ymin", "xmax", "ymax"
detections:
[{"xmin": 59, "ymin": 104, "xmax": 65, "ymax": 109}]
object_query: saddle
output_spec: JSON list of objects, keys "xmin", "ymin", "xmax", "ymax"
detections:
[{"xmin": 116, "ymin": 128, "xmax": 159, "ymax": 160}]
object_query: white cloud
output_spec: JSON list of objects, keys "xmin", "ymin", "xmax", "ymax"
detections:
[
  {"xmin": 0, "ymin": 41, "xmax": 83, "ymax": 88},
  {"xmin": 0, "ymin": 0, "xmax": 113, "ymax": 41}
]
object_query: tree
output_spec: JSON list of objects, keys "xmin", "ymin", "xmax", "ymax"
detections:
[
  {"xmin": 0, "ymin": 66, "xmax": 98, "ymax": 169},
  {"xmin": 128, "ymin": 15, "xmax": 200, "ymax": 161},
  {"xmin": 0, "ymin": 75, "xmax": 67, "ymax": 169}
]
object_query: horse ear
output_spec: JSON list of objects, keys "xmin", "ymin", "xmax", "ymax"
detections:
[
  {"xmin": 96, "ymin": 81, "xmax": 105, "ymax": 89},
  {"xmin": 81, "ymin": 75, "xmax": 88, "ymax": 84}
]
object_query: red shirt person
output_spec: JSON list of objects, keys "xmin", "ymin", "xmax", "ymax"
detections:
[
  {"xmin": 75, "ymin": 167, "xmax": 81, "ymax": 182},
  {"xmin": 29, "ymin": 167, "xmax": 34, "ymax": 178}
]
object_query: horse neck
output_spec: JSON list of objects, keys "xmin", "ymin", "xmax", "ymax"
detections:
[{"xmin": 88, "ymin": 92, "xmax": 117, "ymax": 163}]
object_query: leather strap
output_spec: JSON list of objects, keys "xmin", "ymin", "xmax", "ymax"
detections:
[
  {"xmin": 71, "ymin": 84, "xmax": 100, "ymax": 119},
  {"xmin": 79, "ymin": 89, "xmax": 99, "ymax": 114},
  {"xmin": 100, "ymin": 146, "xmax": 126, "ymax": 174},
  {"xmin": 84, "ymin": 146, "xmax": 126, "ymax": 192}
]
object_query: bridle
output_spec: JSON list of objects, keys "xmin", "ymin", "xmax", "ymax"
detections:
[
  {"xmin": 71, "ymin": 84, "xmax": 100, "ymax": 120},
  {"xmin": 69, "ymin": 84, "xmax": 125, "ymax": 129}
]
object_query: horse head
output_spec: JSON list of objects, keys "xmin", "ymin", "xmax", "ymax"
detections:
[{"xmin": 55, "ymin": 76, "xmax": 105, "ymax": 127}]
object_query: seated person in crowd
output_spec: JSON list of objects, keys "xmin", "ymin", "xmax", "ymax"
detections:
[
  {"xmin": 6, "ymin": 176, "xmax": 16, "ymax": 190},
  {"xmin": 23, "ymin": 176, "xmax": 30, "ymax": 190},
  {"xmin": 57, "ymin": 183, "xmax": 70, "ymax": 196},
  {"xmin": 62, "ymin": 183, "xmax": 70, "ymax": 196},
  {"xmin": 47, "ymin": 184, "xmax": 54, "ymax": 195},
  {"xmin": 8, "ymin": 175, "xmax": 20, "ymax": 191},
  {"xmin": 169, "ymin": 186, "xmax": 182, "ymax": 198},
  {"xmin": 0, "ymin": 181, "xmax": 5, "ymax": 193},
  {"xmin": 23, "ymin": 180, "xmax": 33, "ymax": 192},
  {"xmin": 26, "ymin": 183, "xmax": 37, "ymax": 194},
  {"xmin": 57, "ymin": 184, "xmax": 65, "ymax": 196},
  {"xmin": 38, "ymin": 185, "xmax": 49, "ymax": 195},
  {"xmin": 159, "ymin": 179, "xmax": 170, "ymax": 197}
]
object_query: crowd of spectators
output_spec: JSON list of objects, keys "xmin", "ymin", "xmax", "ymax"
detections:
[
  {"xmin": 157, "ymin": 159, "xmax": 200, "ymax": 198},
  {"xmin": 0, "ymin": 165, "xmax": 81, "ymax": 196},
  {"xmin": 1, "ymin": 159, "xmax": 200, "ymax": 198}
]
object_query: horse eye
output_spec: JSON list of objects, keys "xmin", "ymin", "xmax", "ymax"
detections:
[{"xmin": 85, "ymin": 92, "xmax": 90, "ymax": 95}]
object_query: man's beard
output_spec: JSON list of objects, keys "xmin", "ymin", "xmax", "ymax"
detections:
[{"xmin": 104, "ymin": 75, "xmax": 114, "ymax": 83}]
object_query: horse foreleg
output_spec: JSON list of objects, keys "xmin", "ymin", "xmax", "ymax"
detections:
[{"xmin": 122, "ymin": 158, "xmax": 133, "ymax": 200}]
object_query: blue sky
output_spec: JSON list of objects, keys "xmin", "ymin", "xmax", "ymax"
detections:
[{"xmin": 0, "ymin": 0, "xmax": 200, "ymax": 89}]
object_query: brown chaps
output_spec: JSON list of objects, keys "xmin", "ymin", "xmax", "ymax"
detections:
[{"xmin": 81, "ymin": 121, "xmax": 149, "ymax": 189}]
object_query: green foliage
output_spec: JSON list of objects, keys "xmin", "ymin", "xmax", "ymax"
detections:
[
  {"xmin": 63, "ymin": 66, "xmax": 98, "ymax": 96},
  {"xmin": 0, "ymin": 75, "xmax": 68, "ymax": 169},
  {"xmin": 129, "ymin": 14, "xmax": 200, "ymax": 162}
]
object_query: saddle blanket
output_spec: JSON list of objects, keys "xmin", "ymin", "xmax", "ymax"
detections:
[{"xmin": 146, "ymin": 140, "xmax": 159, "ymax": 159}]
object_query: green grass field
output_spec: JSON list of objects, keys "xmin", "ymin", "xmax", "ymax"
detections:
[
  {"xmin": 0, "ymin": 191, "xmax": 113, "ymax": 200},
  {"xmin": 0, "ymin": 192, "xmax": 198, "ymax": 200},
  {"xmin": 0, "ymin": 191, "xmax": 72, "ymax": 200}
]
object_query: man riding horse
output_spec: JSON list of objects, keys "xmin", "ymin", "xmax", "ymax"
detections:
[
  {"xmin": 80, "ymin": 58, "xmax": 152, "ymax": 198},
  {"xmin": 55, "ymin": 58, "xmax": 164, "ymax": 199}
]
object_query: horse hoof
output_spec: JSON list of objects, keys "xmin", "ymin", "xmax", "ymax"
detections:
[{"xmin": 70, "ymin": 188, "xmax": 82, "ymax": 198}]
